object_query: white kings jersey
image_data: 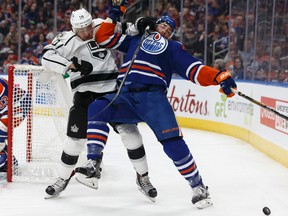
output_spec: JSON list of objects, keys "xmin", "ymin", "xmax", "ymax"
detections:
[{"xmin": 41, "ymin": 18, "xmax": 137, "ymax": 93}]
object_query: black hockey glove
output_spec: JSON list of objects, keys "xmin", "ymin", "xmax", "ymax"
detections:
[
  {"xmin": 71, "ymin": 57, "xmax": 93, "ymax": 78},
  {"xmin": 135, "ymin": 17, "xmax": 157, "ymax": 34}
]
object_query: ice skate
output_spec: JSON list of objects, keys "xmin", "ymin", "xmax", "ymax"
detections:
[
  {"xmin": 45, "ymin": 178, "xmax": 70, "ymax": 199},
  {"xmin": 45, "ymin": 171, "xmax": 74, "ymax": 199},
  {"xmin": 75, "ymin": 157, "xmax": 102, "ymax": 189},
  {"xmin": 136, "ymin": 172, "xmax": 157, "ymax": 202},
  {"xmin": 191, "ymin": 183, "xmax": 212, "ymax": 209}
]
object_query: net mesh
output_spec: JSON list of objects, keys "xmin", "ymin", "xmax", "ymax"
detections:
[{"xmin": 8, "ymin": 65, "xmax": 73, "ymax": 182}]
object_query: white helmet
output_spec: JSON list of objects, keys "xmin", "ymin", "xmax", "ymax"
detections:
[{"xmin": 70, "ymin": 8, "xmax": 92, "ymax": 31}]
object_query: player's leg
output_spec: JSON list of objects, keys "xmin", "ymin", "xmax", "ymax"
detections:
[
  {"xmin": 160, "ymin": 137, "xmax": 212, "ymax": 208},
  {"xmin": 138, "ymin": 89, "xmax": 212, "ymax": 208},
  {"xmin": 45, "ymin": 92, "xmax": 94, "ymax": 198},
  {"xmin": 45, "ymin": 137, "xmax": 85, "ymax": 198},
  {"xmin": 74, "ymin": 97, "xmax": 113, "ymax": 188},
  {"xmin": 74, "ymin": 95, "xmax": 149, "ymax": 194},
  {"xmin": 114, "ymin": 123, "xmax": 157, "ymax": 201}
]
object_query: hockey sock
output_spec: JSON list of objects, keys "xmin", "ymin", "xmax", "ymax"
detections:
[
  {"xmin": 61, "ymin": 151, "xmax": 79, "ymax": 166},
  {"xmin": 161, "ymin": 138, "xmax": 202, "ymax": 187},
  {"xmin": 87, "ymin": 121, "xmax": 109, "ymax": 160},
  {"xmin": 127, "ymin": 145, "xmax": 148, "ymax": 175},
  {"xmin": 127, "ymin": 145, "xmax": 146, "ymax": 160}
]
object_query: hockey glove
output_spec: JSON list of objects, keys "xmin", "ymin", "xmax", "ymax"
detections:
[
  {"xmin": 135, "ymin": 17, "xmax": 157, "ymax": 34},
  {"xmin": 108, "ymin": 0, "xmax": 128, "ymax": 22},
  {"xmin": 71, "ymin": 57, "xmax": 93, "ymax": 78},
  {"xmin": 214, "ymin": 70, "xmax": 237, "ymax": 98}
]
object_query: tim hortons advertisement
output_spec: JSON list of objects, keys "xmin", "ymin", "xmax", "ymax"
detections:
[
  {"xmin": 167, "ymin": 81, "xmax": 210, "ymax": 118},
  {"xmin": 167, "ymin": 84, "xmax": 209, "ymax": 117}
]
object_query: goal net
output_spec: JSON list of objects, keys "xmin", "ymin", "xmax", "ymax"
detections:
[{"xmin": 7, "ymin": 64, "xmax": 73, "ymax": 182}]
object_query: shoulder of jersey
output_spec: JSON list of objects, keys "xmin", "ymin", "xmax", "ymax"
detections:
[
  {"xmin": 92, "ymin": 18, "xmax": 104, "ymax": 27},
  {"xmin": 52, "ymin": 31, "xmax": 76, "ymax": 44}
]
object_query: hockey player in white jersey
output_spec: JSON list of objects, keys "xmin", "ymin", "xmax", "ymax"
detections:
[{"xmin": 41, "ymin": 8, "xmax": 157, "ymax": 201}]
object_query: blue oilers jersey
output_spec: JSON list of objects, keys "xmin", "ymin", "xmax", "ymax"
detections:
[
  {"xmin": 0, "ymin": 77, "xmax": 8, "ymax": 126},
  {"xmin": 0, "ymin": 77, "xmax": 31, "ymax": 128},
  {"xmin": 96, "ymin": 22, "xmax": 221, "ymax": 88}
]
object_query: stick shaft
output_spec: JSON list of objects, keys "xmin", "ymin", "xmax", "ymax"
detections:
[
  {"xmin": 114, "ymin": 26, "xmax": 150, "ymax": 98},
  {"xmin": 231, "ymin": 89, "xmax": 288, "ymax": 121}
]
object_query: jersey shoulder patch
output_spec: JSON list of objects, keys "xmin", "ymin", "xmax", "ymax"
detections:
[{"xmin": 141, "ymin": 32, "xmax": 168, "ymax": 55}]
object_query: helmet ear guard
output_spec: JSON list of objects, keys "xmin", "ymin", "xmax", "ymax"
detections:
[
  {"xmin": 70, "ymin": 8, "xmax": 92, "ymax": 32},
  {"xmin": 156, "ymin": 15, "xmax": 176, "ymax": 39}
]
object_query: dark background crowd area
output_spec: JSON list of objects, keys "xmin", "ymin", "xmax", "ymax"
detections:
[{"xmin": 0, "ymin": 0, "xmax": 288, "ymax": 84}]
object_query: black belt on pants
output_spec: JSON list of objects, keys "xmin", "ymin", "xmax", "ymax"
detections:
[{"xmin": 127, "ymin": 84, "xmax": 166, "ymax": 92}]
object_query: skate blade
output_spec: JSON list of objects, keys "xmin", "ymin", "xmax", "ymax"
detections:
[
  {"xmin": 195, "ymin": 198, "xmax": 213, "ymax": 209},
  {"xmin": 75, "ymin": 173, "xmax": 99, "ymax": 189},
  {"xmin": 44, "ymin": 193, "xmax": 60, "ymax": 199},
  {"xmin": 137, "ymin": 186, "xmax": 156, "ymax": 203}
]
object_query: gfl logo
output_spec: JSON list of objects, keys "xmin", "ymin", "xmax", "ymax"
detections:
[{"xmin": 215, "ymin": 95, "xmax": 227, "ymax": 118}]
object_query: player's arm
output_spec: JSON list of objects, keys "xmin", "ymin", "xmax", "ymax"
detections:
[
  {"xmin": 42, "ymin": 48, "xmax": 73, "ymax": 75},
  {"xmin": 172, "ymin": 42, "xmax": 237, "ymax": 97},
  {"xmin": 42, "ymin": 50, "xmax": 92, "ymax": 78},
  {"xmin": 96, "ymin": 0, "xmax": 128, "ymax": 45},
  {"xmin": 116, "ymin": 16, "xmax": 157, "ymax": 36},
  {"xmin": 42, "ymin": 38, "xmax": 92, "ymax": 78},
  {"xmin": 41, "ymin": 33, "xmax": 74, "ymax": 76},
  {"xmin": 115, "ymin": 21, "xmax": 138, "ymax": 36}
]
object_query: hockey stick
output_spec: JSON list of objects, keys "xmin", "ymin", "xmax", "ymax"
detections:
[
  {"xmin": 231, "ymin": 88, "xmax": 288, "ymax": 121},
  {"xmin": 91, "ymin": 26, "xmax": 150, "ymax": 118},
  {"xmin": 113, "ymin": 26, "xmax": 150, "ymax": 99}
]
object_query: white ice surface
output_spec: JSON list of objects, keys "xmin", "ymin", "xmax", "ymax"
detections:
[{"xmin": 1, "ymin": 123, "xmax": 288, "ymax": 216}]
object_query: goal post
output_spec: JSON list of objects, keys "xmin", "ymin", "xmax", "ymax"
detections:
[{"xmin": 7, "ymin": 64, "xmax": 73, "ymax": 182}]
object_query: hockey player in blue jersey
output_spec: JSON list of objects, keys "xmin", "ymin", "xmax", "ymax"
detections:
[
  {"xmin": 0, "ymin": 77, "xmax": 10, "ymax": 173},
  {"xmin": 75, "ymin": 1, "xmax": 237, "ymax": 209},
  {"xmin": 0, "ymin": 77, "xmax": 31, "ymax": 173}
]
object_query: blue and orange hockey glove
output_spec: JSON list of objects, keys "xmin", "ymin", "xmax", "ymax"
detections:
[
  {"xmin": 108, "ymin": 0, "xmax": 128, "ymax": 22},
  {"xmin": 214, "ymin": 70, "xmax": 237, "ymax": 97}
]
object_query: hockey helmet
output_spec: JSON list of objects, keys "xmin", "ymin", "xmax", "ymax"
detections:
[
  {"xmin": 70, "ymin": 8, "xmax": 92, "ymax": 31},
  {"xmin": 156, "ymin": 15, "xmax": 176, "ymax": 38}
]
